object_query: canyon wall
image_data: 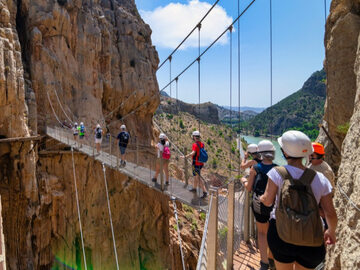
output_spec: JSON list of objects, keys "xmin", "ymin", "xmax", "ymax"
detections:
[{"xmin": 322, "ymin": 0, "xmax": 360, "ymax": 269}]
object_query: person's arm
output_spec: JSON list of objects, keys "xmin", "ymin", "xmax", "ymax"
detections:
[
  {"xmin": 242, "ymin": 166, "xmax": 256, "ymax": 192},
  {"xmin": 320, "ymin": 193, "xmax": 337, "ymax": 245},
  {"xmin": 241, "ymin": 160, "xmax": 255, "ymax": 170},
  {"xmin": 183, "ymin": 150, "xmax": 195, "ymax": 158},
  {"xmin": 260, "ymin": 178, "xmax": 278, "ymax": 207}
]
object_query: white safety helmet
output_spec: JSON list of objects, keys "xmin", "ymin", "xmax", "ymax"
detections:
[
  {"xmin": 278, "ymin": 130, "xmax": 313, "ymax": 158},
  {"xmin": 192, "ymin": 130, "xmax": 201, "ymax": 137},
  {"xmin": 96, "ymin": 124, "xmax": 101, "ymax": 128},
  {"xmin": 120, "ymin": 124, "xmax": 126, "ymax": 130},
  {"xmin": 247, "ymin": 144, "xmax": 258, "ymax": 154},
  {"xmin": 80, "ymin": 122, "xmax": 84, "ymax": 126},
  {"xmin": 159, "ymin": 133, "xmax": 167, "ymax": 139},
  {"xmin": 74, "ymin": 122, "xmax": 78, "ymax": 126},
  {"xmin": 258, "ymin": 140, "xmax": 275, "ymax": 152}
]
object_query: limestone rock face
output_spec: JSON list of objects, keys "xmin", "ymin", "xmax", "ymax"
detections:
[{"xmin": 323, "ymin": 0, "xmax": 360, "ymax": 269}]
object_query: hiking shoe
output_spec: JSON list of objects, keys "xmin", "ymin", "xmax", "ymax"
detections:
[
  {"xmin": 189, "ymin": 188, "xmax": 197, "ymax": 193},
  {"xmin": 259, "ymin": 261, "xmax": 269, "ymax": 270},
  {"xmin": 152, "ymin": 178, "xmax": 157, "ymax": 183},
  {"xmin": 201, "ymin": 192, "xmax": 208, "ymax": 199},
  {"xmin": 268, "ymin": 259, "xmax": 276, "ymax": 270},
  {"xmin": 165, "ymin": 181, "xmax": 169, "ymax": 185}
]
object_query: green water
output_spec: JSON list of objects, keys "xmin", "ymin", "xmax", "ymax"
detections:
[{"xmin": 242, "ymin": 135, "xmax": 286, "ymax": 166}]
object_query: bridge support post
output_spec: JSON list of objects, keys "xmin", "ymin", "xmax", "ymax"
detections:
[
  {"xmin": 244, "ymin": 190, "xmax": 250, "ymax": 243},
  {"xmin": 250, "ymin": 205, "xmax": 255, "ymax": 239},
  {"xmin": 117, "ymin": 143, "xmax": 120, "ymax": 168},
  {"xmin": 226, "ymin": 181, "xmax": 235, "ymax": 270},
  {"xmin": 160, "ymin": 157, "xmax": 164, "ymax": 191},
  {"xmin": 208, "ymin": 187, "xmax": 218, "ymax": 270},
  {"xmin": 136, "ymin": 136, "xmax": 139, "ymax": 166},
  {"xmin": 184, "ymin": 148, "xmax": 189, "ymax": 186},
  {"xmin": 110, "ymin": 135, "xmax": 112, "ymax": 167}
]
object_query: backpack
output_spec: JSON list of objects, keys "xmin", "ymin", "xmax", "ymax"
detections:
[
  {"xmin": 196, "ymin": 142, "xmax": 208, "ymax": 163},
  {"xmin": 119, "ymin": 132, "xmax": 129, "ymax": 144},
  {"xmin": 162, "ymin": 145, "xmax": 171, "ymax": 160},
  {"xmin": 80, "ymin": 125, "xmax": 85, "ymax": 133},
  {"xmin": 96, "ymin": 128, "xmax": 102, "ymax": 139},
  {"xmin": 275, "ymin": 167, "xmax": 324, "ymax": 247}
]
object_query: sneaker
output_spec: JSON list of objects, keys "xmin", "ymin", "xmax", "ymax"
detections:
[
  {"xmin": 189, "ymin": 188, "xmax": 197, "ymax": 193},
  {"xmin": 259, "ymin": 261, "xmax": 269, "ymax": 270},
  {"xmin": 201, "ymin": 192, "xmax": 208, "ymax": 199},
  {"xmin": 165, "ymin": 181, "xmax": 169, "ymax": 185},
  {"xmin": 268, "ymin": 259, "xmax": 276, "ymax": 270},
  {"xmin": 152, "ymin": 178, "xmax": 157, "ymax": 183},
  {"xmin": 122, "ymin": 161, "xmax": 126, "ymax": 167}
]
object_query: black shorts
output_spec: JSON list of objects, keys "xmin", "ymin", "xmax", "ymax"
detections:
[
  {"xmin": 192, "ymin": 165, "xmax": 203, "ymax": 176},
  {"xmin": 251, "ymin": 204, "xmax": 270, "ymax": 223},
  {"xmin": 268, "ymin": 219, "xmax": 325, "ymax": 269}
]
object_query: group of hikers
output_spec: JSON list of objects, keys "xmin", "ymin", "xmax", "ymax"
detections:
[
  {"xmin": 66, "ymin": 121, "xmax": 337, "ymax": 270},
  {"xmin": 71, "ymin": 122, "xmax": 130, "ymax": 167},
  {"xmin": 240, "ymin": 130, "xmax": 337, "ymax": 270}
]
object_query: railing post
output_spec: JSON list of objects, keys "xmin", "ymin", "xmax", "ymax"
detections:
[
  {"xmin": 250, "ymin": 205, "xmax": 255, "ymax": 239},
  {"xmin": 184, "ymin": 148, "xmax": 189, "ymax": 186},
  {"xmin": 208, "ymin": 187, "xmax": 218, "ymax": 270},
  {"xmin": 244, "ymin": 190, "xmax": 250, "ymax": 243},
  {"xmin": 226, "ymin": 181, "xmax": 235, "ymax": 270},
  {"xmin": 110, "ymin": 135, "xmax": 112, "ymax": 167},
  {"xmin": 160, "ymin": 156, "xmax": 164, "ymax": 191},
  {"xmin": 136, "ymin": 136, "xmax": 139, "ymax": 166}
]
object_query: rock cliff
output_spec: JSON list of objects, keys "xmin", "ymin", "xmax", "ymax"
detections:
[
  {"xmin": 322, "ymin": 0, "xmax": 360, "ymax": 269},
  {"xmin": 0, "ymin": 0, "xmax": 172, "ymax": 269}
]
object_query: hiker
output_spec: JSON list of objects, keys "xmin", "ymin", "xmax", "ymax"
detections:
[
  {"xmin": 260, "ymin": 130, "xmax": 337, "ymax": 270},
  {"xmin": 94, "ymin": 124, "xmax": 103, "ymax": 154},
  {"xmin": 117, "ymin": 125, "xmax": 130, "ymax": 167},
  {"xmin": 308, "ymin": 142, "xmax": 335, "ymax": 189},
  {"xmin": 78, "ymin": 122, "xmax": 85, "ymax": 147},
  {"xmin": 152, "ymin": 133, "xmax": 170, "ymax": 185},
  {"xmin": 241, "ymin": 140, "xmax": 277, "ymax": 270},
  {"xmin": 240, "ymin": 143, "xmax": 262, "ymax": 170},
  {"xmin": 73, "ymin": 122, "xmax": 79, "ymax": 142},
  {"xmin": 182, "ymin": 131, "xmax": 208, "ymax": 199}
]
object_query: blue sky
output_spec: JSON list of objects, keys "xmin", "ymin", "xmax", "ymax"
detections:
[{"xmin": 136, "ymin": 0, "xmax": 331, "ymax": 108}]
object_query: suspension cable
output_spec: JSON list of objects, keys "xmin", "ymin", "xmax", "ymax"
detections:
[
  {"xmin": 269, "ymin": 0, "xmax": 273, "ymax": 140},
  {"xmin": 71, "ymin": 146, "xmax": 88, "ymax": 270},
  {"xmin": 157, "ymin": 0, "xmax": 221, "ymax": 70},
  {"xmin": 102, "ymin": 163, "xmax": 120, "ymax": 270},
  {"xmin": 324, "ymin": 0, "xmax": 327, "ymax": 24},
  {"xmin": 159, "ymin": 0, "xmax": 257, "ymax": 93},
  {"xmin": 229, "ymin": 26, "xmax": 233, "ymax": 178},
  {"xmin": 172, "ymin": 198, "xmax": 186, "ymax": 270},
  {"xmin": 53, "ymin": 86, "xmax": 73, "ymax": 124},
  {"xmin": 198, "ymin": 23, "xmax": 201, "ymax": 131},
  {"xmin": 169, "ymin": 55, "xmax": 173, "ymax": 98},
  {"xmin": 237, "ymin": 0, "xmax": 241, "ymax": 171},
  {"xmin": 47, "ymin": 91, "xmax": 64, "ymax": 127}
]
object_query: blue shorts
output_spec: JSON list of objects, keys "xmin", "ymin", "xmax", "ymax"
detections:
[
  {"xmin": 192, "ymin": 165, "xmax": 203, "ymax": 176},
  {"xmin": 119, "ymin": 146, "xmax": 127, "ymax": 155}
]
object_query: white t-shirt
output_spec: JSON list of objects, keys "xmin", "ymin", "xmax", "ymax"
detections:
[
  {"xmin": 267, "ymin": 165, "xmax": 333, "ymax": 220},
  {"xmin": 157, "ymin": 141, "xmax": 169, "ymax": 158}
]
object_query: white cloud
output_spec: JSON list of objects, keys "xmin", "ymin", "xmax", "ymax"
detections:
[{"xmin": 140, "ymin": 0, "xmax": 233, "ymax": 49}]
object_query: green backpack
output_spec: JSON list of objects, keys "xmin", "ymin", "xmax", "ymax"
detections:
[{"xmin": 275, "ymin": 167, "xmax": 324, "ymax": 247}]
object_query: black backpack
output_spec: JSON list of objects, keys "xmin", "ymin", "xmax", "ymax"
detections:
[
  {"xmin": 119, "ymin": 132, "xmax": 129, "ymax": 144},
  {"xmin": 96, "ymin": 128, "xmax": 102, "ymax": 139},
  {"xmin": 252, "ymin": 163, "xmax": 277, "ymax": 195}
]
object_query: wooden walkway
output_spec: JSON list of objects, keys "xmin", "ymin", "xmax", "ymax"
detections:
[
  {"xmin": 46, "ymin": 127, "xmax": 210, "ymax": 210},
  {"xmin": 0, "ymin": 135, "xmax": 43, "ymax": 143}
]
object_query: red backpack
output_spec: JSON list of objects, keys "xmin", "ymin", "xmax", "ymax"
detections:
[{"xmin": 162, "ymin": 145, "xmax": 171, "ymax": 160}]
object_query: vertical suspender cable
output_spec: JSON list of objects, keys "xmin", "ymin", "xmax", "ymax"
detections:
[
  {"xmin": 169, "ymin": 56, "xmax": 173, "ymax": 98},
  {"xmin": 229, "ymin": 26, "xmax": 233, "ymax": 178},
  {"xmin": 269, "ymin": 0, "xmax": 273, "ymax": 141},
  {"xmin": 198, "ymin": 23, "xmax": 201, "ymax": 131},
  {"xmin": 237, "ymin": 0, "xmax": 241, "ymax": 171},
  {"xmin": 324, "ymin": 0, "xmax": 327, "ymax": 24},
  {"xmin": 71, "ymin": 147, "xmax": 88, "ymax": 270},
  {"xmin": 102, "ymin": 163, "xmax": 120, "ymax": 270},
  {"xmin": 172, "ymin": 198, "xmax": 186, "ymax": 270}
]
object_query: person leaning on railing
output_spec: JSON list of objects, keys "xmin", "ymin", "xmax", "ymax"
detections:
[{"xmin": 152, "ymin": 133, "xmax": 170, "ymax": 185}]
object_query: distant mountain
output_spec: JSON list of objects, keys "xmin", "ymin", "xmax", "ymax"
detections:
[
  {"xmin": 221, "ymin": 106, "xmax": 265, "ymax": 114},
  {"xmin": 160, "ymin": 90, "xmax": 169, "ymax": 97},
  {"xmin": 217, "ymin": 105, "xmax": 258, "ymax": 122},
  {"xmin": 245, "ymin": 69, "xmax": 326, "ymax": 140}
]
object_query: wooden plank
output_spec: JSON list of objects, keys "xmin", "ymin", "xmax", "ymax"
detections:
[{"xmin": 0, "ymin": 135, "xmax": 43, "ymax": 143}]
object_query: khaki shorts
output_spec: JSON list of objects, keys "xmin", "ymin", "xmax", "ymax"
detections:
[{"xmin": 156, "ymin": 158, "xmax": 169, "ymax": 165}]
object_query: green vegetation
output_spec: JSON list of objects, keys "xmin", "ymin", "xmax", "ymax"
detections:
[
  {"xmin": 337, "ymin": 122, "xmax": 350, "ymax": 135},
  {"xmin": 199, "ymin": 212, "xmax": 206, "ymax": 221},
  {"xmin": 173, "ymin": 224, "xmax": 178, "ymax": 231},
  {"xmin": 179, "ymin": 119, "xmax": 185, "ymax": 129},
  {"xmin": 219, "ymin": 226, "xmax": 228, "ymax": 240},
  {"xmin": 166, "ymin": 113, "xmax": 173, "ymax": 120},
  {"xmin": 183, "ymin": 204, "xmax": 193, "ymax": 213}
]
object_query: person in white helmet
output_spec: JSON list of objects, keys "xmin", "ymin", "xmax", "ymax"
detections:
[
  {"xmin": 78, "ymin": 122, "xmax": 85, "ymax": 148},
  {"xmin": 241, "ymin": 140, "xmax": 277, "ymax": 270},
  {"xmin": 117, "ymin": 124, "xmax": 130, "ymax": 167},
  {"xmin": 241, "ymin": 143, "xmax": 262, "ymax": 170},
  {"xmin": 182, "ymin": 130, "xmax": 208, "ymax": 199},
  {"xmin": 94, "ymin": 124, "xmax": 103, "ymax": 154},
  {"xmin": 73, "ymin": 122, "xmax": 79, "ymax": 142},
  {"xmin": 260, "ymin": 130, "xmax": 337, "ymax": 270},
  {"xmin": 152, "ymin": 133, "xmax": 170, "ymax": 185}
]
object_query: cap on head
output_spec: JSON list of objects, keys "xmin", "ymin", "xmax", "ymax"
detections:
[
  {"xmin": 247, "ymin": 144, "xmax": 258, "ymax": 154},
  {"xmin": 120, "ymin": 124, "xmax": 126, "ymax": 130},
  {"xmin": 74, "ymin": 122, "xmax": 78, "ymax": 126},
  {"xmin": 258, "ymin": 140, "xmax": 275, "ymax": 152},
  {"xmin": 312, "ymin": 142, "xmax": 325, "ymax": 155},
  {"xmin": 96, "ymin": 124, "xmax": 101, "ymax": 128},
  {"xmin": 192, "ymin": 130, "xmax": 200, "ymax": 137},
  {"xmin": 278, "ymin": 130, "xmax": 313, "ymax": 158},
  {"xmin": 159, "ymin": 133, "xmax": 167, "ymax": 139},
  {"xmin": 80, "ymin": 122, "xmax": 84, "ymax": 125}
]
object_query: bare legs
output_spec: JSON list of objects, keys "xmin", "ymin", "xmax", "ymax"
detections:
[{"xmin": 257, "ymin": 221, "xmax": 269, "ymax": 265}]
